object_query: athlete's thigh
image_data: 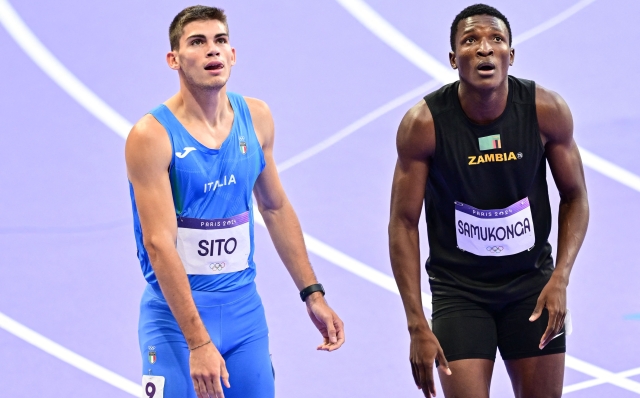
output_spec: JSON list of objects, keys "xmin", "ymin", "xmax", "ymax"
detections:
[
  {"xmin": 432, "ymin": 296, "xmax": 498, "ymax": 398},
  {"xmin": 504, "ymin": 353, "xmax": 564, "ymax": 398},
  {"xmin": 222, "ymin": 335, "xmax": 274, "ymax": 398},
  {"xmin": 496, "ymin": 293, "xmax": 566, "ymax": 361},
  {"xmin": 497, "ymin": 294, "xmax": 565, "ymax": 398},
  {"xmin": 438, "ymin": 359, "xmax": 494, "ymax": 398},
  {"xmin": 140, "ymin": 340, "xmax": 195, "ymax": 398},
  {"xmin": 139, "ymin": 286, "xmax": 204, "ymax": 398},
  {"xmin": 432, "ymin": 296, "xmax": 498, "ymax": 363}
]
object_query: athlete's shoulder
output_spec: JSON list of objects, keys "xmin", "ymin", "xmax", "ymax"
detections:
[
  {"xmin": 125, "ymin": 113, "xmax": 172, "ymax": 168},
  {"xmin": 424, "ymin": 81, "xmax": 457, "ymax": 116},
  {"xmin": 243, "ymin": 96, "xmax": 274, "ymax": 147},
  {"xmin": 397, "ymin": 99, "xmax": 436, "ymax": 159},
  {"xmin": 243, "ymin": 96, "xmax": 272, "ymax": 120},
  {"xmin": 402, "ymin": 99, "xmax": 434, "ymax": 128},
  {"xmin": 509, "ymin": 75, "xmax": 536, "ymax": 104},
  {"xmin": 535, "ymin": 83, "xmax": 573, "ymax": 144},
  {"xmin": 535, "ymin": 83, "xmax": 568, "ymax": 112},
  {"xmin": 129, "ymin": 113, "xmax": 166, "ymax": 139}
]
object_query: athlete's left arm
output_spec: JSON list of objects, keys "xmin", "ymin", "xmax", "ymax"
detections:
[
  {"xmin": 531, "ymin": 84, "xmax": 589, "ymax": 349},
  {"xmin": 245, "ymin": 97, "xmax": 345, "ymax": 352}
]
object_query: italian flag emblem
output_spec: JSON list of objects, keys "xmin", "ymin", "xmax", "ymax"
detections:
[
  {"xmin": 240, "ymin": 141, "xmax": 247, "ymax": 154},
  {"xmin": 148, "ymin": 351, "xmax": 156, "ymax": 364}
]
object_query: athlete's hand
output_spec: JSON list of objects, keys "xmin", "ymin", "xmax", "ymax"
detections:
[
  {"xmin": 409, "ymin": 325, "xmax": 451, "ymax": 397},
  {"xmin": 305, "ymin": 293, "xmax": 345, "ymax": 351},
  {"xmin": 530, "ymin": 275, "xmax": 568, "ymax": 349},
  {"xmin": 189, "ymin": 342, "xmax": 230, "ymax": 398}
]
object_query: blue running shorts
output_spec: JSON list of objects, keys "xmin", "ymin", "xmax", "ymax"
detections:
[{"xmin": 138, "ymin": 282, "xmax": 274, "ymax": 398}]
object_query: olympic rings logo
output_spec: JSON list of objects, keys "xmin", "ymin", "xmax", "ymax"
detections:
[
  {"xmin": 148, "ymin": 346, "xmax": 156, "ymax": 351},
  {"xmin": 486, "ymin": 246, "xmax": 504, "ymax": 253},
  {"xmin": 210, "ymin": 262, "xmax": 226, "ymax": 271}
]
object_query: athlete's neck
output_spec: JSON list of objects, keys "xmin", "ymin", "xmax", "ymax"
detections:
[
  {"xmin": 169, "ymin": 81, "xmax": 233, "ymax": 130},
  {"xmin": 457, "ymin": 78, "xmax": 509, "ymax": 125}
]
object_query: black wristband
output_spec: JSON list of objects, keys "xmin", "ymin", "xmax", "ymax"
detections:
[{"xmin": 300, "ymin": 283, "xmax": 325, "ymax": 302}]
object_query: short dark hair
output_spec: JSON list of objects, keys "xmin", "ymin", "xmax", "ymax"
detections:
[
  {"xmin": 169, "ymin": 5, "xmax": 228, "ymax": 50},
  {"xmin": 450, "ymin": 4, "xmax": 512, "ymax": 51}
]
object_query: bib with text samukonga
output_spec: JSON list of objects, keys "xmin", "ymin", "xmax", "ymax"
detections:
[
  {"xmin": 176, "ymin": 212, "xmax": 250, "ymax": 275},
  {"xmin": 454, "ymin": 198, "xmax": 535, "ymax": 257}
]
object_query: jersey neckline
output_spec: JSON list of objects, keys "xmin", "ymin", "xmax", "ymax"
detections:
[
  {"xmin": 159, "ymin": 95, "xmax": 238, "ymax": 155},
  {"xmin": 453, "ymin": 76, "xmax": 515, "ymax": 132}
]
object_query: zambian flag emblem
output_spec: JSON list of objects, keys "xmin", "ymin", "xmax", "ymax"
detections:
[
  {"xmin": 148, "ymin": 351, "xmax": 156, "ymax": 364},
  {"xmin": 478, "ymin": 134, "xmax": 501, "ymax": 151}
]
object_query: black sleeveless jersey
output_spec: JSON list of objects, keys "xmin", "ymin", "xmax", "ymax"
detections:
[{"xmin": 423, "ymin": 76, "xmax": 554, "ymax": 304}]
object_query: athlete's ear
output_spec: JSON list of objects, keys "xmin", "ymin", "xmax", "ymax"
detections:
[
  {"xmin": 509, "ymin": 47, "xmax": 515, "ymax": 66},
  {"xmin": 167, "ymin": 51, "xmax": 180, "ymax": 71},
  {"xmin": 230, "ymin": 47, "xmax": 236, "ymax": 67},
  {"xmin": 449, "ymin": 51, "xmax": 458, "ymax": 69}
]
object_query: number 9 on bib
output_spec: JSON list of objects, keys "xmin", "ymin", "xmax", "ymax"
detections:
[{"xmin": 141, "ymin": 375, "xmax": 165, "ymax": 398}]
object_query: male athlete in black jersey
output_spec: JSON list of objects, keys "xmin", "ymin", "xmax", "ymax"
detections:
[{"xmin": 389, "ymin": 4, "xmax": 589, "ymax": 398}]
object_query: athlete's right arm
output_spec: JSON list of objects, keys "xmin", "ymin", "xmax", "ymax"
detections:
[
  {"xmin": 388, "ymin": 101, "xmax": 450, "ymax": 398},
  {"xmin": 125, "ymin": 115, "xmax": 230, "ymax": 398}
]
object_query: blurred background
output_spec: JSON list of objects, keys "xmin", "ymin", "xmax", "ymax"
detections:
[{"xmin": 0, "ymin": 0, "xmax": 639, "ymax": 396}]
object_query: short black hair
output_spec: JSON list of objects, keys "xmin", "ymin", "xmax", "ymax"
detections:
[
  {"xmin": 450, "ymin": 4, "xmax": 512, "ymax": 51},
  {"xmin": 169, "ymin": 5, "xmax": 228, "ymax": 50}
]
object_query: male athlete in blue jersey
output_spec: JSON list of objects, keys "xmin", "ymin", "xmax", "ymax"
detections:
[{"xmin": 125, "ymin": 6, "xmax": 344, "ymax": 398}]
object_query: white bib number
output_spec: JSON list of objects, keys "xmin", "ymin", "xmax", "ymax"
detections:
[
  {"xmin": 455, "ymin": 198, "xmax": 535, "ymax": 257},
  {"xmin": 176, "ymin": 212, "xmax": 251, "ymax": 275},
  {"xmin": 142, "ymin": 375, "xmax": 165, "ymax": 398}
]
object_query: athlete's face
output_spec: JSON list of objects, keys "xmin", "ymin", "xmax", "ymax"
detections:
[
  {"xmin": 449, "ymin": 15, "xmax": 514, "ymax": 90},
  {"xmin": 167, "ymin": 19, "xmax": 236, "ymax": 90}
]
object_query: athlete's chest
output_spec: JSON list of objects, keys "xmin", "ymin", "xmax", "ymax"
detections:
[
  {"xmin": 171, "ymin": 133, "xmax": 263, "ymax": 199},
  {"xmin": 437, "ymin": 108, "xmax": 542, "ymax": 174},
  {"xmin": 431, "ymin": 109, "xmax": 545, "ymax": 208}
]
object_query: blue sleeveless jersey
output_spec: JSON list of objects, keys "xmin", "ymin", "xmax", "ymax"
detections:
[{"xmin": 129, "ymin": 92, "xmax": 265, "ymax": 292}]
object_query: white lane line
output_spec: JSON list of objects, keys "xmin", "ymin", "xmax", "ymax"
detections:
[
  {"xmin": 336, "ymin": 0, "xmax": 640, "ymax": 393},
  {"xmin": 277, "ymin": 79, "xmax": 439, "ymax": 172},
  {"xmin": 579, "ymin": 147, "xmax": 640, "ymax": 193},
  {"xmin": 335, "ymin": 0, "xmax": 457, "ymax": 83},
  {"xmin": 337, "ymin": 0, "xmax": 598, "ymax": 83},
  {"xmin": 335, "ymin": 0, "xmax": 640, "ymax": 195},
  {"xmin": 564, "ymin": 366, "xmax": 640, "ymax": 394},
  {"xmin": 0, "ymin": 311, "xmax": 139, "ymax": 396},
  {"xmin": 563, "ymin": 356, "xmax": 640, "ymax": 394},
  {"xmin": 513, "ymin": 0, "xmax": 598, "ymax": 46},
  {"xmin": 1, "ymin": 0, "xmax": 635, "ymax": 394},
  {"xmin": 253, "ymin": 210, "xmax": 432, "ymax": 310},
  {"xmin": 0, "ymin": 0, "xmax": 131, "ymax": 139}
]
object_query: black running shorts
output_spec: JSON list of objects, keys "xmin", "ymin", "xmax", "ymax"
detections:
[{"xmin": 431, "ymin": 292, "xmax": 566, "ymax": 362}]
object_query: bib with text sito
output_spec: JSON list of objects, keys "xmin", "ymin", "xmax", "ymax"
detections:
[
  {"xmin": 454, "ymin": 198, "xmax": 535, "ymax": 257},
  {"xmin": 176, "ymin": 212, "xmax": 250, "ymax": 275}
]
